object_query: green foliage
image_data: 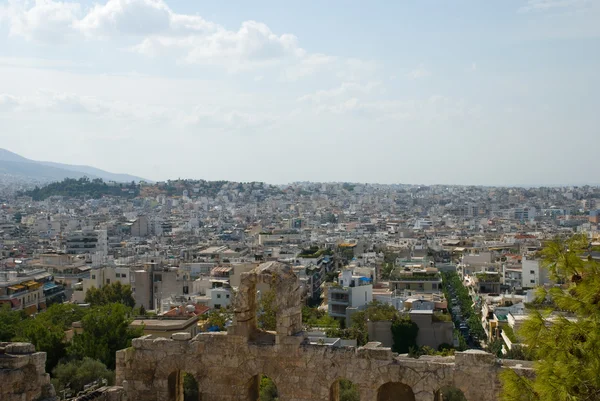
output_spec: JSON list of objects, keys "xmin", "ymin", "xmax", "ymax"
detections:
[
  {"xmin": 301, "ymin": 306, "xmax": 339, "ymax": 330},
  {"xmin": 329, "ymin": 301, "xmax": 402, "ymax": 346},
  {"xmin": 500, "ymin": 234, "xmax": 600, "ymax": 401},
  {"xmin": 0, "ymin": 304, "xmax": 25, "ymax": 341},
  {"xmin": 381, "ymin": 263, "xmax": 394, "ymax": 280},
  {"xmin": 26, "ymin": 177, "xmax": 139, "ymax": 201},
  {"xmin": 257, "ymin": 289, "xmax": 277, "ymax": 331},
  {"xmin": 259, "ymin": 375, "xmax": 278, "ymax": 401},
  {"xmin": 14, "ymin": 316, "xmax": 67, "ymax": 372},
  {"xmin": 391, "ymin": 317, "xmax": 419, "ymax": 354},
  {"xmin": 437, "ymin": 387, "xmax": 468, "ymax": 401},
  {"xmin": 84, "ymin": 282, "xmax": 135, "ymax": 308},
  {"xmin": 338, "ymin": 379, "xmax": 360, "ymax": 401},
  {"xmin": 205, "ymin": 310, "xmax": 228, "ymax": 331},
  {"xmin": 183, "ymin": 372, "xmax": 199, "ymax": 401},
  {"xmin": 9, "ymin": 304, "xmax": 86, "ymax": 371},
  {"xmin": 68, "ymin": 303, "xmax": 142, "ymax": 369},
  {"xmin": 503, "ymin": 345, "xmax": 535, "ymax": 361},
  {"xmin": 408, "ymin": 345, "xmax": 456, "ymax": 358},
  {"xmin": 299, "ymin": 247, "xmax": 332, "ymax": 258},
  {"xmin": 51, "ymin": 357, "xmax": 114, "ymax": 394},
  {"xmin": 441, "ymin": 271, "xmax": 486, "ymax": 340},
  {"xmin": 486, "ymin": 338, "xmax": 504, "ymax": 357}
]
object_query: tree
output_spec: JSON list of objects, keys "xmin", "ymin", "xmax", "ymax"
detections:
[
  {"xmin": 51, "ymin": 358, "xmax": 114, "ymax": 394},
  {"xmin": 500, "ymin": 234, "xmax": 600, "ymax": 401},
  {"xmin": 485, "ymin": 338, "xmax": 504, "ymax": 357},
  {"xmin": 0, "ymin": 304, "xmax": 24, "ymax": 341},
  {"xmin": 68, "ymin": 303, "xmax": 143, "ymax": 369},
  {"xmin": 84, "ymin": 282, "xmax": 135, "ymax": 308},
  {"xmin": 183, "ymin": 372, "xmax": 199, "ymax": 401},
  {"xmin": 257, "ymin": 289, "xmax": 277, "ymax": 331},
  {"xmin": 391, "ymin": 316, "xmax": 419, "ymax": 354},
  {"xmin": 339, "ymin": 379, "xmax": 360, "ymax": 401},
  {"xmin": 259, "ymin": 375, "xmax": 278, "ymax": 401},
  {"xmin": 206, "ymin": 310, "xmax": 227, "ymax": 331},
  {"xmin": 14, "ymin": 317, "xmax": 67, "ymax": 372}
]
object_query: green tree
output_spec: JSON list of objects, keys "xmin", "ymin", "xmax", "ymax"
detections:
[
  {"xmin": 500, "ymin": 234, "xmax": 600, "ymax": 401},
  {"xmin": 0, "ymin": 304, "xmax": 24, "ymax": 341},
  {"xmin": 183, "ymin": 372, "xmax": 199, "ymax": 401},
  {"xmin": 84, "ymin": 282, "xmax": 135, "ymax": 308},
  {"xmin": 257, "ymin": 289, "xmax": 277, "ymax": 331},
  {"xmin": 259, "ymin": 375, "xmax": 278, "ymax": 401},
  {"xmin": 206, "ymin": 310, "xmax": 227, "ymax": 331},
  {"xmin": 486, "ymin": 338, "xmax": 504, "ymax": 357},
  {"xmin": 68, "ymin": 303, "xmax": 143, "ymax": 369},
  {"xmin": 339, "ymin": 379, "xmax": 360, "ymax": 401},
  {"xmin": 391, "ymin": 316, "xmax": 419, "ymax": 354},
  {"xmin": 51, "ymin": 357, "xmax": 114, "ymax": 394},
  {"xmin": 13, "ymin": 317, "xmax": 67, "ymax": 372}
]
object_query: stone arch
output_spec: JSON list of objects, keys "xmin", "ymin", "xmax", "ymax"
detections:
[
  {"xmin": 330, "ymin": 377, "xmax": 361, "ymax": 401},
  {"xmin": 231, "ymin": 262, "xmax": 303, "ymax": 343},
  {"xmin": 377, "ymin": 382, "xmax": 416, "ymax": 401},
  {"xmin": 434, "ymin": 386, "xmax": 468, "ymax": 401},
  {"xmin": 168, "ymin": 370, "xmax": 201, "ymax": 401}
]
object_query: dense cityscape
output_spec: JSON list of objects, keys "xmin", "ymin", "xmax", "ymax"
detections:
[{"xmin": 2, "ymin": 169, "xmax": 600, "ymax": 400}]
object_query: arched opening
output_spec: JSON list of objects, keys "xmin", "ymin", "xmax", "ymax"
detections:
[
  {"xmin": 377, "ymin": 382, "xmax": 415, "ymax": 401},
  {"xmin": 434, "ymin": 387, "xmax": 467, "ymax": 401},
  {"xmin": 247, "ymin": 374, "xmax": 279, "ymax": 401},
  {"xmin": 168, "ymin": 371, "xmax": 200, "ymax": 401},
  {"xmin": 330, "ymin": 378, "xmax": 360, "ymax": 401}
]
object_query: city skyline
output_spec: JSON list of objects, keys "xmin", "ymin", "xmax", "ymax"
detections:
[{"xmin": 1, "ymin": 0, "xmax": 599, "ymax": 186}]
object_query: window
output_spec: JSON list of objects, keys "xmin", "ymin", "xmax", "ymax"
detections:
[
  {"xmin": 530, "ymin": 279, "xmax": 535, "ymax": 284},
  {"xmin": 92, "ymin": 274, "xmax": 96, "ymax": 279},
  {"xmin": 154, "ymin": 274, "xmax": 162, "ymax": 282},
  {"xmin": 106, "ymin": 279, "xmax": 110, "ymax": 284},
  {"xmin": 530, "ymin": 270, "xmax": 535, "ymax": 275},
  {"xmin": 183, "ymin": 286, "xmax": 189, "ymax": 295},
  {"xmin": 365, "ymin": 292, "xmax": 367, "ymax": 302},
  {"xmin": 226, "ymin": 294, "xmax": 230, "ymax": 299},
  {"xmin": 121, "ymin": 273, "xmax": 127, "ymax": 278},
  {"xmin": 217, "ymin": 294, "xmax": 221, "ymax": 299},
  {"xmin": 214, "ymin": 304, "xmax": 221, "ymax": 309}
]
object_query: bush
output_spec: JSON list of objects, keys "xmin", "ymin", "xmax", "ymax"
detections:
[{"xmin": 52, "ymin": 358, "xmax": 114, "ymax": 394}]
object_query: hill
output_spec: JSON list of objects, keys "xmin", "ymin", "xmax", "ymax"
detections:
[
  {"xmin": 25, "ymin": 177, "xmax": 139, "ymax": 200},
  {"xmin": 0, "ymin": 148, "xmax": 149, "ymax": 183}
]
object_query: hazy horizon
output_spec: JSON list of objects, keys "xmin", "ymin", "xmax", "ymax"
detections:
[{"xmin": 1, "ymin": 0, "xmax": 598, "ymax": 187}]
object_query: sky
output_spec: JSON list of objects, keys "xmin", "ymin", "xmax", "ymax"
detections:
[{"xmin": 0, "ymin": 0, "xmax": 598, "ymax": 186}]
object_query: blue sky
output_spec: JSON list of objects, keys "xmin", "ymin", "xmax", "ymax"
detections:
[{"xmin": 0, "ymin": 0, "xmax": 598, "ymax": 185}]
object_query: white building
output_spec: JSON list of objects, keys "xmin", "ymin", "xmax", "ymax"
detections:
[{"xmin": 328, "ymin": 269, "xmax": 373, "ymax": 326}]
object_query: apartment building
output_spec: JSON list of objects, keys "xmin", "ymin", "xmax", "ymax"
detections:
[
  {"xmin": 0, "ymin": 268, "xmax": 49, "ymax": 314},
  {"xmin": 328, "ymin": 269, "xmax": 373, "ymax": 325},
  {"xmin": 65, "ymin": 229, "xmax": 108, "ymax": 256}
]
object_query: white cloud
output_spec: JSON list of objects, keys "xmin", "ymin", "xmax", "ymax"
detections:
[
  {"xmin": 408, "ymin": 65, "xmax": 431, "ymax": 80},
  {"xmin": 518, "ymin": 0, "xmax": 590, "ymax": 13},
  {"xmin": 0, "ymin": 0, "xmax": 81, "ymax": 43},
  {"xmin": 1, "ymin": 0, "xmax": 311, "ymax": 71}
]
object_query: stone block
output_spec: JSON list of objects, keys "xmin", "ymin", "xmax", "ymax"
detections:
[
  {"xmin": 6, "ymin": 343, "xmax": 35, "ymax": 355},
  {"xmin": 171, "ymin": 332, "xmax": 192, "ymax": 341}
]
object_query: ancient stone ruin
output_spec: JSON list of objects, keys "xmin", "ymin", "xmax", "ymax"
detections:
[
  {"xmin": 116, "ymin": 261, "xmax": 534, "ymax": 401},
  {"xmin": 0, "ymin": 342, "xmax": 56, "ymax": 401}
]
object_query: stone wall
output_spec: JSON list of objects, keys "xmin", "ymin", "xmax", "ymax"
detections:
[
  {"xmin": 0, "ymin": 342, "xmax": 56, "ymax": 401},
  {"xmin": 115, "ymin": 262, "xmax": 534, "ymax": 401}
]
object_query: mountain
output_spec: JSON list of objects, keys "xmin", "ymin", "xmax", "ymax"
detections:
[{"xmin": 0, "ymin": 148, "xmax": 149, "ymax": 183}]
